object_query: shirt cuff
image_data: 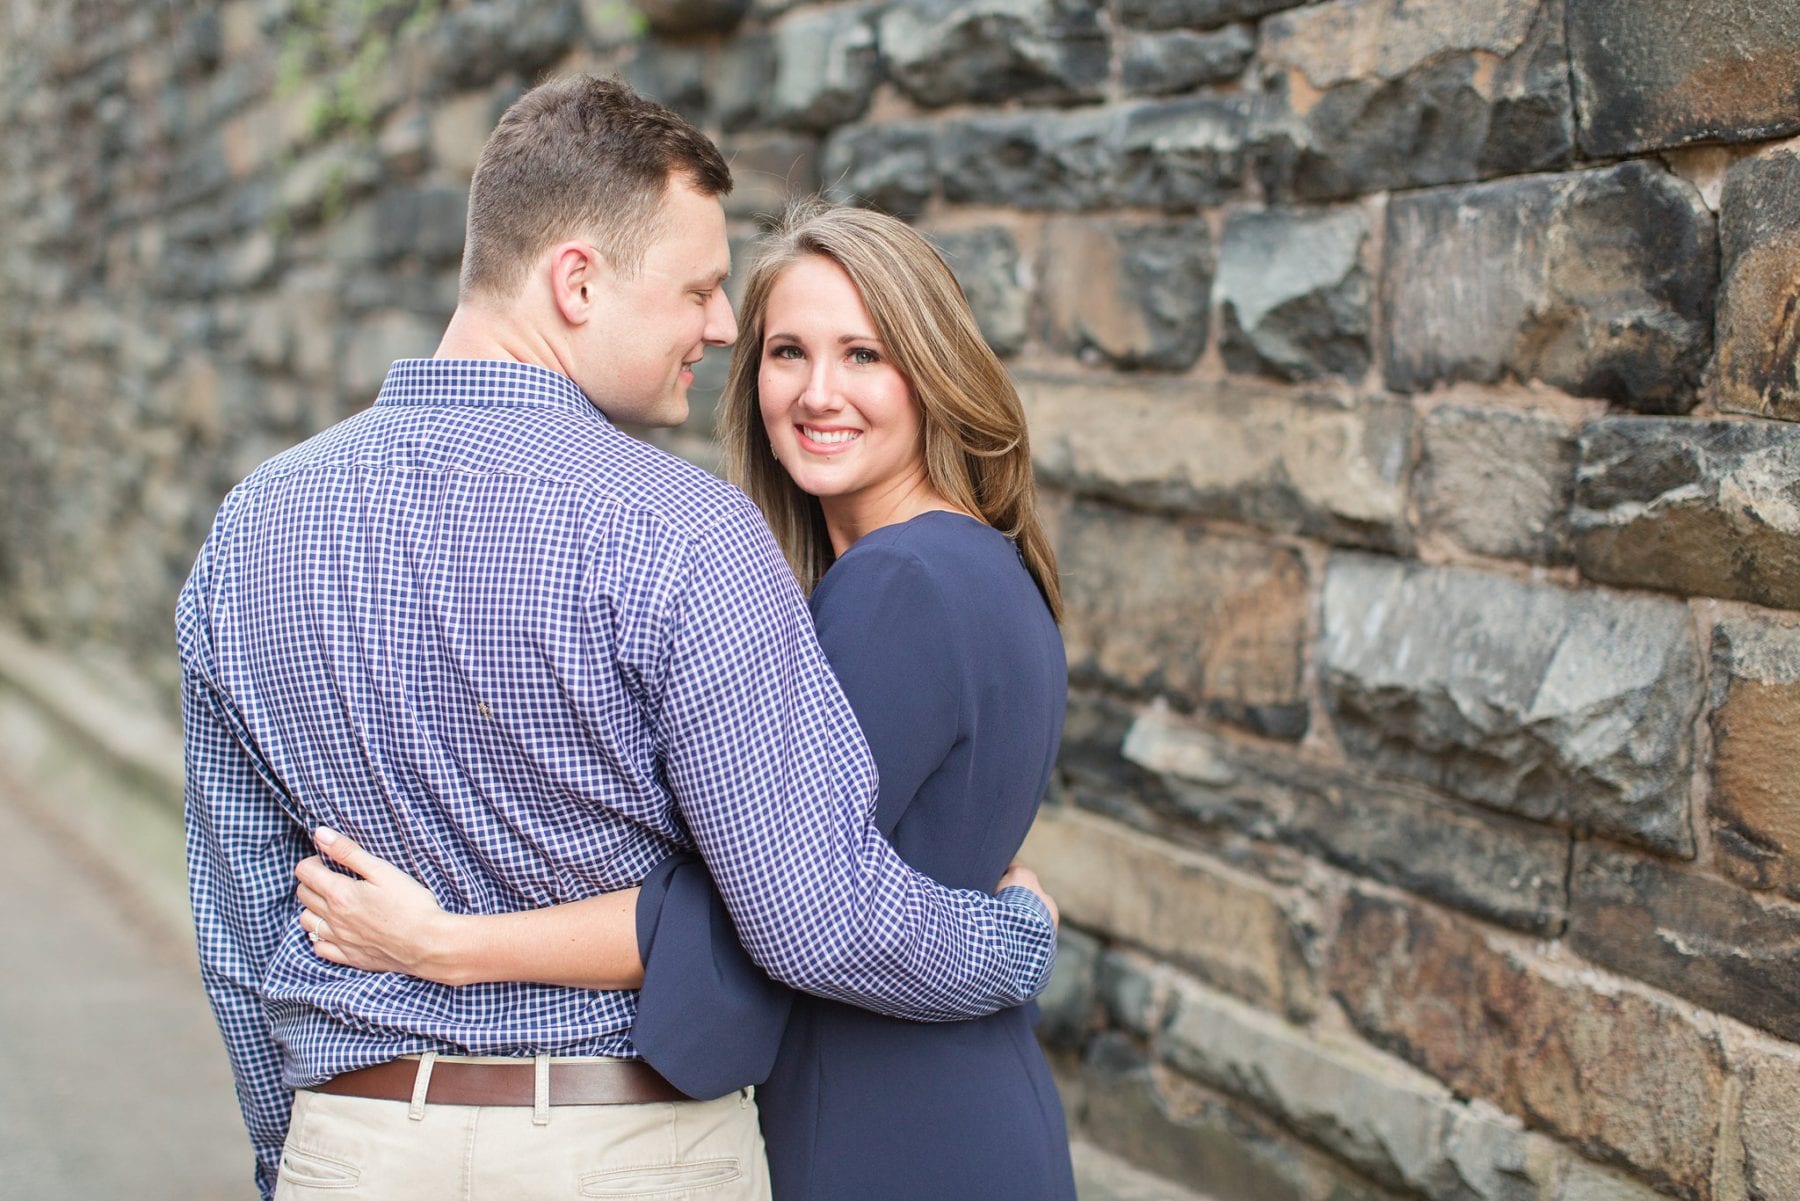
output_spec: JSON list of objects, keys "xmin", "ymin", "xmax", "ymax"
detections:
[{"xmin": 995, "ymin": 884, "xmax": 1059, "ymax": 1002}]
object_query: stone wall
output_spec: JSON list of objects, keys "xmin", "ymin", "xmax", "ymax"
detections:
[{"xmin": 3, "ymin": 2, "xmax": 1799, "ymax": 1199}]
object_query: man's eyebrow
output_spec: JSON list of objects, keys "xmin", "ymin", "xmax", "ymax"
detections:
[{"xmin": 688, "ymin": 268, "xmax": 730, "ymax": 289}]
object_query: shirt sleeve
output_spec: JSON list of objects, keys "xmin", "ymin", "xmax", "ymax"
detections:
[
  {"xmin": 178, "ymin": 537, "xmax": 310, "ymax": 1200},
  {"xmin": 643, "ymin": 500, "xmax": 1055, "ymax": 1021}
]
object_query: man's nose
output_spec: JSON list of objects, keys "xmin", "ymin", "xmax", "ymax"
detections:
[{"xmin": 705, "ymin": 290, "xmax": 737, "ymax": 347}]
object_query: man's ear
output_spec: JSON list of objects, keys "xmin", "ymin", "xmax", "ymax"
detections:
[{"xmin": 549, "ymin": 241, "xmax": 603, "ymax": 326}]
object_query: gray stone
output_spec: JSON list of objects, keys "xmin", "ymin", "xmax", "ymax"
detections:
[
  {"xmin": 1217, "ymin": 205, "xmax": 1369, "ymax": 381},
  {"xmin": 821, "ymin": 123, "xmax": 935, "ymax": 220},
  {"xmin": 1021, "ymin": 373, "xmax": 1413, "ymax": 552},
  {"xmin": 928, "ymin": 226, "xmax": 1028, "ymax": 357},
  {"xmin": 424, "ymin": 0, "xmax": 584, "ymax": 92},
  {"xmin": 1738, "ymin": 1041, "xmax": 1800, "ymax": 1201},
  {"xmin": 1569, "ymin": 843, "xmax": 1800, "ymax": 1046},
  {"xmin": 1708, "ymin": 615, "xmax": 1800, "ymax": 899},
  {"xmin": 1320, "ymin": 553, "xmax": 1701, "ymax": 855},
  {"xmin": 879, "ymin": 0, "xmax": 1108, "ymax": 108},
  {"xmin": 1164, "ymin": 975, "xmax": 1562, "ymax": 1200},
  {"xmin": 1096, "ymin": 948, "xmax": 1165, "ymax": 1038},
  {"xmin": 718, "ymin": 132, "xmax": 819, "ymax": 221},
  {"xmin": 1571, "ymin": 418, "xmax": 1800, "ymax": 611},
  {"xmin": 635, "ymin": 0, "xmax": 748, "ymax": 35},
  {"xmin": 938, "ymin": 109, "xmax": 1121, "ymax": 211},
  {"xmin": 1712, "ymin": 144, "xmax": 1800, "ymax": 422},
  {"xmin": 1416, "ymin": 406, "xmax": 1576, "ymax": 564},
  {"xmin": 1057, "ymin": 502, "xmax": 1309, "ymax": 738},
  {"xmin": 1567, "ymin": 0, "xmax": 1800, "ymax": 157},
  {"xmin": 620, "ymin": 40, "xmax": 710, "ymax": 123},
  {"xmin": 1037, "ymin": 926, "xmax": 1100, "ymax": 1050},
  {"xmin": 374, "ymin": 185, "xmax": 467, "ymax": 266},
  {"xmin": 1254, "ymin": 0, "xmax": 1572, "ymax": 202},
  {"xmin": 1119, "ymin": 0, "xmax": 1305, "ymax": 29},
  {"xmin": 1122, "ymin": 704, "xmax": 1572, "ymax": 935},
  {"xmin": 712, "ymin": 32, "xmax": 775, "ymax": 132},
  {"xmin": 767, "ymin": 5, "xmax": 880, "ymax": 132},
  {"xmin": 1122, "ymin": 26, "xmax": 1255, "ymax": 97},
  {"xmin": 1039, "ymin": 219, "xmax": 1211, "ymax": 372},
  {"xmin": 1117, "ymin": 96, "xmax": 1251, "ymax": 211},
  {"xmin": 1383, "ymin": 162, "xmax": 1717, "ymax": 414}
]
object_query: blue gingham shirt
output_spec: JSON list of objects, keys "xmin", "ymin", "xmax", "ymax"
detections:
[{"xmin": 178, "ymin": 359, "xmax": 1056, "ymax": 1196}]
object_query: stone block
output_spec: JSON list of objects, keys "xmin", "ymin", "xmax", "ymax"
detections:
[
  {"xmin": 1123, "ymin": 704, "xmax": 1571, "ymax": 935},
  {"xmin": 1416, "ymin": 405, "xmax": 1576, "ymax": 564},
  {"xmin": 373, "ymin": 185, "xmax": 467, "ymax": 266},
  {"xmin": 1117, "ymin": 96, "xmax": 1252, "ymax": 211},
  {"xmin": 636, "ymin": 0, "xmax": 748, "ymax": 34},
  {"xmin": 1097, "ymin": 947, "xmax": 1167, "ymax": 1039},
  {"xmin": 1320, "ymin": 554, "xmax": 1700, "ymax": 855},
  {"xmin": 424, "ymin": 0, "xmax": 584, "ymax": 92},
  {"xmin": 1057, "ymin": 502, "xmax": 1309, "ymax": 738},
  {"xmin": 621, "ymin": 40, "xmax": 709, "ymax": 123},
  {"xmin": 1567, "ymin": 0, "xmax": 1800, "ymax": 157},
  {"xmin": 1122, "ymin": 26, "xmax": 1255, "ymax": 97},
  {"xmin": 1709, "ymin": 615, "xmax": 1800, "ymax": 898},
  {"xmin": 1080, "ymin": 1033, "xmax": 1406, "ymax": 1201},
  {"xmin": 938, "ymin": 109, "xmax": 1122, "ymax": 211},
  {"xmin": 1568, "ymin": 843, "xmax": 1800, "ymax": 1046},
  {"xmin": 1037, "ymin": 926, "xmax": 1100, "ymax": 1050},
  {"xmin": 1217, "ymin": 205, "xmax": 1370, "ymax": 382},
  {"xmin": 1039, "ymin": 219, "xmax": 1211, "ymax": 371},
  {"xmin": 879, "ymin": 0, "xmax": 1108, "ymax": 108},
  {"xmin": 1021, "ymin": 374, "xmax": 1412, "ymax": 551},
  {"xmin": 342, "ymin": 311, "xmax": 442, "ymax": 399},
  {"xmin": 1118, "ymin": 0, "xmax": 1306, "ymax": 29},
  {"xmin": 1571, "ymin": 418, "xmax": 1800, "ymax": 611},
  {"xmin": 1021, "ymin": 806, "xmax": 1314, "ymax": 1015},
  {"xmin": 1164, "ymin": 975, "xmax": 1569, "ymax": 1200},
  {"xmin": 1330, "ymin": 891, "xmax": 1730, "ymax": 1201},
  {"xmin": 820, "ymin": 123, "xmax": 935, "ymax": 220},
  {"xmin": 1712, "ymin": 143, "xmax": 1800, "ymax": 422},
  {"xmin": 429, "ymin": 90, "xmax": 500, "ymax": 182},
  {"xmin": 718, "ymin": 132, "xmax": 818, "ymax": 221},
  {"xmin": 712, "ymin": 32, "xmax": 775, "ymax": 132},
  {"xmin": 1383, "ymin": 162, "xmax": 1716, "ymax": 414},
  {"xmin": 1735, "ymin": 1037, "xmax": 1800, "ymax": 1201},
  {"xmin": 1255, "ymin": 0, "xmax": 1572, "ymax": 202},
  {"xmin": 927, "ymin": 226, "xmax": 1027, "ymax": 357},
  {"xmin": 767, "ymin": 5, "xmax": 879, "ymax": 132}
]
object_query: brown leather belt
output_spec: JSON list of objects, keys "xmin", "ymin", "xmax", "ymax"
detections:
[{"xmin": 311, "ymin": 1057, "xmax": 686, "ymax": 1107}]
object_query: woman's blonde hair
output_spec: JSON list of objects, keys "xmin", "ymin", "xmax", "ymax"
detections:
[{"xmin": 718, "ymin": 201, "xmax": 1062, "ymax": 621}]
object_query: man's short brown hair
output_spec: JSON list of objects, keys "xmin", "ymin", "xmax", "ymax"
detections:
[{"xmin": 459, "ymin": 75, "xmax": 733, "ymax": 301}]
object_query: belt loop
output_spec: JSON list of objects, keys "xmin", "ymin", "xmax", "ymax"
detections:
[
  {"xmin": 408, "ymin": 1053, "xmax": 437, "ymax": 1121},
  {"xmin": 533, "ymin": 1053, "xmax": 551, "ymax": 1126}
]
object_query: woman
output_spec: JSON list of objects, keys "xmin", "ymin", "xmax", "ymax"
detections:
[{"xmin": 295, "ymin": 201, "xmax": 1075, "ymax": 1201}]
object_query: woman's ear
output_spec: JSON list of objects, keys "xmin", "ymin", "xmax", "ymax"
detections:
[{"xmin": 549, "ymin": 241, "xmax": 601, "ymax": 326}]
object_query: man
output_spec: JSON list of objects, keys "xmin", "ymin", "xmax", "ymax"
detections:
[{"xmin": 179, "ymin": 76, "xmax": 1057, "ymax": 1200}]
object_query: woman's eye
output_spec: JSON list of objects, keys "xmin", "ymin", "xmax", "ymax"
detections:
[
  {"xmin": 850, "ymin": 348, "xmax": 880, "ymax": 365},
  {"xmin": 768, "ymin": 344, "xmax": 801, "ymax": 360}
]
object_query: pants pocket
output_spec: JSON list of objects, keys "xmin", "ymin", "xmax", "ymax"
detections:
[
  {"xmin": 276, "ymin": 1145, "xmax": 363, "ymax": 1191},
  {"xmin": 578, "ymin": 1157, "xmax": 742, "ymax": 1198}
]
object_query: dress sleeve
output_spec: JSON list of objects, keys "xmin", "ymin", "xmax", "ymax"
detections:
[
  {"xmin": 631, "ymin": 498, "xmax": 1054, "ymax": 1022},
  {"xmin": 808, "ymin": 541, "xmax": 962, "ymax": 840}
]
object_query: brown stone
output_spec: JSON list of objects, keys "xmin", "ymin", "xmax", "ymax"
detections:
[
  {"xmin": 1734, "ymin": 1036, "xmax": 1800, "ymax": 1201},
  {"xmin": 1568, "ymin": 843, "xmax": 1800, "ymax": 1046},
  {"xmin": 1022, "ymin": 806, "xmax": 1314, "ymax": 1015},
  {"xmin": 1038, "ymin": 218, "xmax": 1211, "ymax": 372},
  {"xmin": 1331, "ymin": 891, "xmax": 1730, "ymax": 1200},
  {"xmin": 1712, "ymin": 141, "xmax": 1800, "ymax": 422},
  {"xmin": 1021, "ymin": 374, "xmax": 1412, "ymax": 552},
  {"xmin": 1057, "ymin": 501, "xmax": 1309, "ymax": 739},
  {"xmin": 1710, "ymin": 615, "xmax": 1800, "ymax": 898}
]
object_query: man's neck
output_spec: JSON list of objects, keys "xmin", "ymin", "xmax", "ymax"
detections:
[{"xmin": 434, "ymin": 302, "xmax": 567, "ymax": 375}]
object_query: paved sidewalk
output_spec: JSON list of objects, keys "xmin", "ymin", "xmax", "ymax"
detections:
[{"xmin": 0, "ymin": 773, "xmax": 248, "ymax": 1200}]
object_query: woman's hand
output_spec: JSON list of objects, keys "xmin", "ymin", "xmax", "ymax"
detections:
[
  {"xmin": 295, "ymin": 828, "xmax": 468, "ymax": 984},
  {"xmin": 998, "ymin": 860, "xmax": 1058, "ymax": 931}
]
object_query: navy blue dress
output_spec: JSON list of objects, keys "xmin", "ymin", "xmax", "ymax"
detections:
[{"xmin": 634, "ymin": 511, "xmax": 1074, "ymax": 1201}]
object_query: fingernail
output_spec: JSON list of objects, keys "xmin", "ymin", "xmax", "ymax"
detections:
[{"xmin": 315, "ymin": 827, "xmax": 339, "ymax": 847}]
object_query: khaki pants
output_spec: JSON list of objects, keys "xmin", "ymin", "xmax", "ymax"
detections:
[{"xmin": 274, "ymin": 1069, "xmax": 770, "ymax": 1200}]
